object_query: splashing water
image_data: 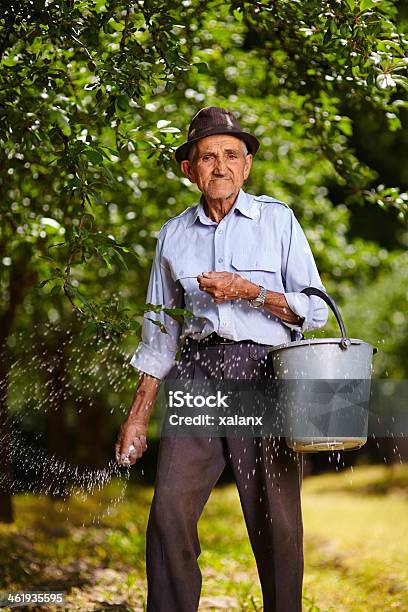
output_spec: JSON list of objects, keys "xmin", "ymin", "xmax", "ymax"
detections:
[{"xmin": 1, "ymin": 318, "xmax": 142, "ymax": 521}]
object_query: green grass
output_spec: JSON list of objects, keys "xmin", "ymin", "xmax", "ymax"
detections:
[
  {"xmin": 0, "ymin": 464, "xmax": 407, "ymax": 611},
  {"xmin": 301, "ymin": 464, "xmax": 408, "ymax": 612}
]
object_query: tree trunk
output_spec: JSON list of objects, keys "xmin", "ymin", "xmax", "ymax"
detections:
[
  {"xmin": 0, "ymin": 341, "xmax": 14, "ymax": 523},
  {"xmin": 0, "ymin": 261, "xmax": 36, "ymax": 522}
]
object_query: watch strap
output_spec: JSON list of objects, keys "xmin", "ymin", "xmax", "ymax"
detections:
[{"xmin": 249, "ymin": 285, "xmax": 267, "ymax": 308}]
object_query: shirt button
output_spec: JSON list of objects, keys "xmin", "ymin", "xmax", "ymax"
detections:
[
  {"xmin": 218, "ymin": 229, "xmax": 223, "ymax": 234},
  {"xmin": 218, "ymin": 257, "xmax": 223, "ymax": 263}
]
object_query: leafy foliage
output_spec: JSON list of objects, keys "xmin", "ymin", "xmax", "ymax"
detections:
[{"xmin": 1, "ymin": 0, "xmax": 407, "ymax": 338}]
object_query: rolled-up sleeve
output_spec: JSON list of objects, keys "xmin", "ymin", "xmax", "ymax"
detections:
[
  {"xmin": 281, "ymin": 209, "xmax": 328, "ymax": 333},
  {"xmin": 130, "ymin": 229, "xmax": 183, "ymax": 380}
]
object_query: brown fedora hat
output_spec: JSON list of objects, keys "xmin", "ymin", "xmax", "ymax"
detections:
[{"xmin": 175, "ymin": 106, "xmax": 260, "ymax": 163}]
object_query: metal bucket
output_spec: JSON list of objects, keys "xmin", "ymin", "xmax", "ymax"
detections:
[{"xmin": 269, "ymin": 287, "xmax": 377, "ymax": 452}]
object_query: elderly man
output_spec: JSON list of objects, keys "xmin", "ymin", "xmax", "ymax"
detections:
[{"xmin": 116, "ymin": 107, "xmax": 328, "ymax": 612}]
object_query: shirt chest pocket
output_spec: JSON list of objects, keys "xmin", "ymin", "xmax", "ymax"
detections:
[
  {"xmin": 231, "ymin": 250, "xmax": 283, "ymax": 291},
  {"xmin": 172, "ymin": 263, "xmax": 202, "ymax": 294}
]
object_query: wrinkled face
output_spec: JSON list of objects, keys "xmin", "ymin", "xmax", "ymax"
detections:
[{"xmin": 180, "ymin": 134, "xmax": 252, "ymax": 201}]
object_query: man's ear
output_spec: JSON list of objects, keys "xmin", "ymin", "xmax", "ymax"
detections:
[
  {"xmin": 243, "ymin": 154, "xmax": 253, "ymax": 180},
  {"xmin": 180, "ymin": 160, "xmax": 196, "ymax": 183}
]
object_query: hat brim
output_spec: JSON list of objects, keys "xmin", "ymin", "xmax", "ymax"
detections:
[{"xmin": 175, "ymin": 128, "xmax": 260, "ymax": 163}]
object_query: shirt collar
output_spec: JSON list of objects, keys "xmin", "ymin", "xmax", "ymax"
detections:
[{"xmin": 185, "ymin": 189, "xmax": 256, "ymax": 228}]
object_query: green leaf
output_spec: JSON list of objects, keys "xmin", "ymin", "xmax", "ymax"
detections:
[
  {"xmin": 386, "ymin": 112, "xmax": 402, "ymax": 132},
  {"xmin": 360, "ymin": 0, "xmax": 378, "ymax": 12},
  {"xmin": 49, "ymin": 109, "xmax": 71, "ymax": 135},
  {"xmin": 194, "ymin": 62, "xmax": 209, "ymax": 74},
  {"xmin": 163, "ymin": 307, "xmax": 193, "ymax": 321},
  {"xmin": 337, "ymin": 119, "xmax": 353, "ymax": 137},
  {"xmin": 114, "ymin": 247, "xmax": 128, "ymax": 270},
  {"xmin": 329, "ymin": 19, "xmax": 338, "ymax": 34},
  {"xmin": 84, "ymin": 148, "xmax": 104, "ymax": 165},
  {"xmin": 88, "ymin": 190, "xmax": 107, "ymax": 206},
  {"xmin": 37, "ymin": 278, "xmax": 52, "ymax": 289},
  {"xmin": 50, "ymin": 283, "xmax": 62, "ymax": 296},
  {"xmin": 101, "ymin": 253, "xmax": 113, "ymax": 269},
  {"xmin": 116, "ymin": 94, "xmax": 130, "ymax": 113},
  {"xmin": 143, "ymin": 303, "xmax": 163, "ymax": 314},
  {"xmin": 99, "ymin": 145, "xmax": 119, "ymax": 156},
  {"xmin": 145, "ymin": 317, "xmax": 168, "ymax": 334},
  {"xmin": 101, "ymin": 166, "xmax": 116, "ymax": 185},
  {"xmin": 392, "ymin": 76, "xmax": 408, "ymax": 89}
]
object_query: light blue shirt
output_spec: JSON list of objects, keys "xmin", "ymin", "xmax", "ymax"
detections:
[{"xmin": 130, "ymin": 189, "xmax": 328, "ymax": 379}]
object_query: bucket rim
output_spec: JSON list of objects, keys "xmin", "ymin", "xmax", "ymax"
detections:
[{"xmin": 269, "ymin": 338, "xmax": 376, "ymax": 353}]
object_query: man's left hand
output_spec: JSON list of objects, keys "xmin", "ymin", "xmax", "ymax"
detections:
[{"xmin": 197, "ymin": 271, "xmax": 258, "ymax": 304}]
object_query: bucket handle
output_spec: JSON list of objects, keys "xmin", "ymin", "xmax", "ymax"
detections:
[{"xmin": 300, "ymin": 287, "xmax": 351, "ymax": 350}]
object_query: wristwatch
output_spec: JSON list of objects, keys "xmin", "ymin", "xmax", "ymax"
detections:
[{"xmin": 249, "ymin": 285, "xmax": 267, "ymax": 309}]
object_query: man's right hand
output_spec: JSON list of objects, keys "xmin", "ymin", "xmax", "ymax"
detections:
[
  {"xmin": 115, "ymin": 373, "xmax": 160, "ymax": 466},
  {"xmin": 115, "ymin": 419, "xmax": 148, "ymax": 466}
]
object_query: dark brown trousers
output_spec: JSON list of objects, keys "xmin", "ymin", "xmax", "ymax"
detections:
[{"xmin": 146, "ymin": 339, "xmax": 304, "ymax": 612}]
